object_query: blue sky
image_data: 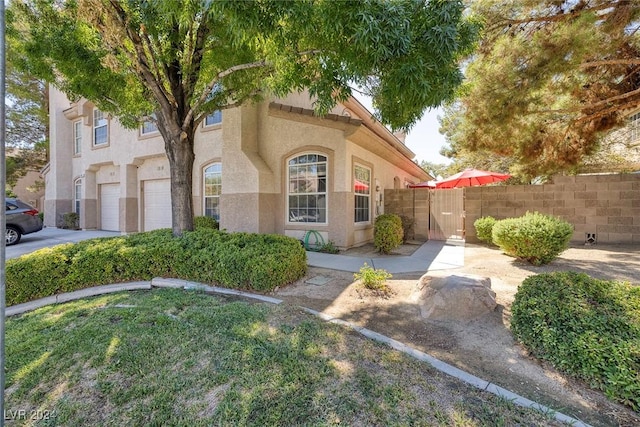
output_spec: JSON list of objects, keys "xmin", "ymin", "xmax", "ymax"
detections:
[
  {"xmin": 353, "ymin": 94, "xmax": 451, "ymax": 165},
  {"xmin": 403, "ymin": 107, "xmax": 451, "ymax": 165}
]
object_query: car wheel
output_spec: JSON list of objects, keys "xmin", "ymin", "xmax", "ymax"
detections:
[{"xmin": 6, "ymin": 226, "xmax": 21, "ymax": 246}]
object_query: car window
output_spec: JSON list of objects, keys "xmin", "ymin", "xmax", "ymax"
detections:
[{"xmin": 6, "ymin": 203, "xmax": 18, "ymax": 211}]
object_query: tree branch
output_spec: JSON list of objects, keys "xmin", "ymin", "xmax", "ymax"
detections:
[
  {"xmin": 488, "ymin": 1, "xmax": 629, "ymax": 33},
  {"xmin": 184, "ymin": 49, "xmax": 325, "ymax": 128},
  {"xmin": 193, "ymin": 90, "xmax": 262, "ymax": 127},
  {"xmin": 528, "ymin": 87, "xmax": 640, "ymax": 116},
  {"xmin": 105, "ymin": 0, "xmax": 183, "ymax": 135},
  {"xmin": 580, "ymin": 59, "xmax": 640, "ymax": 68},
  {"xmin": 183, "ymin": 59, "xmax": 268, "ymax": 128}
]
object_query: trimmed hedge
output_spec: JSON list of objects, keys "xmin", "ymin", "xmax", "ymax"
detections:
[
  {"xmin": 6, "ymin": 229, "xmax": 307, "ymax": 306},
  {"xmin": 374, "ymin": 214, "xmax": 404, "ymax": 254},
  {"xmin": 492, "ymin": 211, "xmax": 573, "ymax": 265},
  {"xmin": 194, "ymin": 216, "xmax": 219, "ymax": 230},
  {"xmin": 473, "ymin": 216, "xmax": 497, "ymax": 245},
  {"xmin": 512, "ymin": 272, "xmax": 640, "ymax": 410}
]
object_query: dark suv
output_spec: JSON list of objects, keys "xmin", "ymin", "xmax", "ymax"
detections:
[{"xmin": 6, "ymin": 198, "xmax": 43, "ymax": 246}]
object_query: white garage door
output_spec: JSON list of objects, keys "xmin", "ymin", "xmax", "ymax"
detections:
[
  {"xmin": 144, "ymin": 179, "xmax": 172, "ymax": 231},
  {"xmin": 100, "ymin": 184, "xmax": 120, "ymax": 231}
]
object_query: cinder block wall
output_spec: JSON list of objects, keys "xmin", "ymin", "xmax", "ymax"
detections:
[
  {"xmin": 465, "ymin": 174, "xmax": 640, "ymax": 244},
  {"xmin": 384, "ymin": 189, "xmax": 429, "ymax": 240}
]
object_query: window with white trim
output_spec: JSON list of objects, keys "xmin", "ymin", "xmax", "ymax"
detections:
[
  {"xmin": 630, "ymin": 112, "xmax": 640, "ymax": 143},
  {"xmin": 354, "ymin": 165, "xmax": 371, "ymax": 223},
  {"xmin": 288, "ymin": 154, "xmax": 327, "ymax": 223},
  {"xmin": 93, "ymin": 109, "xmax": 108, "ymax": 146},
  {"xmin": 141, "ymin": 114, "xmax": 158, "ymax": 135},
  {"xmin": 203, "ymin": 163, "xmax": 222, "ymax": 220},
  {"xmin": 74, "ymin": 178, "xmax": 82, "ymax": 215},
  {"xmin": 73, "ymin": 120, "xmax": 82, "ymax": 155},
  {"xmin": 204, "ymin": 110, "xmax": 222, "ymax": 127}
]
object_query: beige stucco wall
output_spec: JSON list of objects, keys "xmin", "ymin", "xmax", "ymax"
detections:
[
  {"xmin": 46, "ymin": 87, "xmax": 428, "ymax": 247},
  {"xmin": 11, "ymin": 171, "xmax": 45, "ymax": 210}
]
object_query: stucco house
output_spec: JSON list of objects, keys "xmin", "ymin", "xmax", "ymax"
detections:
[{"xmin": 44, "ymin": 87, "xmax": 429, "ymax": 248}]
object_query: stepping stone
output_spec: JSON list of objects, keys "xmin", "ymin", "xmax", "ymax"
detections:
[{"xmin": 305, "ymin": 275, "xmax": 332, "ymax": 286}]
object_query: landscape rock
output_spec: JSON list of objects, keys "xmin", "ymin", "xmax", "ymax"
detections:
[{"xmin": 414, "ymin": 272, "xmax": 497, "ymax": 322}]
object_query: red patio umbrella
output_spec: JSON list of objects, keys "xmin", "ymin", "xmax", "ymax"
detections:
[{"xmin": 435, "ymin": 168, "xmax": 511, "ymax": 189}]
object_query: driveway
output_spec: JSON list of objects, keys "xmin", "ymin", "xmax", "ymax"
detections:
[{"xmin": 6, "ymin": 227, "xmax": 120, "ymax": 259}]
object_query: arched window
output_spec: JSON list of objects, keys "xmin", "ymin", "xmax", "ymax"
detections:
[
  {"xmin": 74, "ymin": 178, "xmax": 82, "ymax": 215},
  {"xmin": 287, "ymin": 153, "xmax": 327, "ymax": 223},
  {"xmin": 203, "ymin": 163, "xmax": 222, "ymax": 220}
]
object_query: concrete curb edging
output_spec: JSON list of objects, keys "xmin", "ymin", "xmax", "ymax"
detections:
[
  {"xmin": 6, "ymin": 282, "xmax": 152, "ymax": 316},
  {"xmin": 299, "ymin": 307, "xmax": 591, "ymax": 427},
  {"xmin": 151, "ymin": 278, "xmax": 283, "ymax": 305},
  {"xmin": 7, "ymin": 280, "xmax": 590, "ymax": 426}
]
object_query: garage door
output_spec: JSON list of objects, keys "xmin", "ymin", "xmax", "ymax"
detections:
[
  {"xmin": 100, "ymin": 184, "xmax": 120, "ymax": 231},
  {"xmin": 144, "ymin": 179, "xmax": 172, "ymax": 231}
]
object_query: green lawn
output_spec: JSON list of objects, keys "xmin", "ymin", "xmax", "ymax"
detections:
[{"xmin": 6, "ymin": 289, "xmax": 566, "ymax": 426}]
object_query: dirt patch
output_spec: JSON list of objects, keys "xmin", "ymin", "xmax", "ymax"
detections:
[{"xmin": 274, "ymin": 242, "xmax": 640, "ymax": 427}]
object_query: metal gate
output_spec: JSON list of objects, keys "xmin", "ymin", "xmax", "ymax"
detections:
[{"xmin": 429, "ymin": 188, "xmax": 465, "ymax": 241}]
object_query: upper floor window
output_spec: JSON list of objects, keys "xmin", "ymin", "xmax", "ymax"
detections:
[
  {"xmin": 630, "ymin": 112, "xmax": 640, "ymax": 143},
  {"xmin": 354, "ymin": 165, "xmax": 371, "ymax": 223},
  {"xmin": 73, "ymin": 120, "xmax": 82, "ymax": 155},
  {"xmin": 93, "ymin": 109, "xmax": 108, "ymax": 146},
  {"xmin": 288, "ymin": 154, "xmax": 327, "ymax": 223},
  {"xmin": 204, "ymin": 163, "xmax": 222, "ymax": 220},
  {"xmin": 141, "ymin": 114, "xmax": 159, "ymax": 135},
  {"xmin": 204, "ymin": 110, "xmax": 222, "ymax": 127},
  {"xmin": 74, "ymin": 178, "xmax": 82, "ymax": 215}
]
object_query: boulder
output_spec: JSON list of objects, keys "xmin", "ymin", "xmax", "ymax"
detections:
[{"xmin": 414, "ymin": 272, "xmax": 497, "ymax": 322}]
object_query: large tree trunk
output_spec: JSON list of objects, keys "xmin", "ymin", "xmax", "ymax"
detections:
[{"xmin": 165, "ymin": 129, "xmax": 196, "ymax": 236}]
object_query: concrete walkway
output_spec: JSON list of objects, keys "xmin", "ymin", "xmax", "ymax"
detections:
[
  {"xmin": 7, "ymin": 227, "xmax": 121, "ymax": 259},
  {"xmin": 306, "ymin": 239, "xmax": 465, "ymax": 273}
]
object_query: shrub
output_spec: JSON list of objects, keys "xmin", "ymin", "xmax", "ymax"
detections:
[
  {"xmin": 6, "ymin": 229, "xmax": 306, "ymax": 305},
  {"xmin": 318, "ymin": 240, "xmax": 340, "ymax": 254},
  {"xmin": 374, "ymin": 214, "xmax": 403, "ymax": 254},
  {"xmin": 512, "ymin": 272, "xmax": 640, "ymax": 410},
  {"xmin": 194, "ymin": 216, "xmax": 219, "ymax": 230},
  {"xmin": 399, "ymin": 215, "xmax": 415, "ymax": 243},
  {"xmin": 61, "ymin": 212, "xmax": 79, "ymax": 230},
  {"xmin": 474, "ymin": 216, "xmax": 497, "ymax": 245},
  {"xmin": 37, "ymin": 212, "xmax": 44, "ymax": 222},
  {"xmin": 354, "ymin": 263, "xmax": 392, "ymax": 291},
  {"xmin": 492, "ymin": 211, "xmax": 573, "ymax": 265}
]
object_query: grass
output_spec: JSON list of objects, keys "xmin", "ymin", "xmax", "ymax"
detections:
[{"xmin": 6, "ymin": 289, "xmax": 569, "ymax": 426}]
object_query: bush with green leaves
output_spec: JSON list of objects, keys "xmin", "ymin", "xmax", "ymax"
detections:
[
  {"xmin": 474, "ymin": 216, "xmax": 497, "ymax": 245},
  {"xmin": 492, "ymin": 211, "xmax": 573, "ymax": 265},
  {"xmin": 374, "ymin": 214, "xmax": 404, "ymax": 254},
  {"xmin": 61, "ymin": 212, "xmax": 79, "ymax": 230},
  {"xmin": 6, "ymin": 229, "xmax": 306, "ymax": 305},
  {"xmin": 354, "ymin": 263, "xmax": 392, "ymax": 291},
  {"xmin": 194, "ymin": 216, "xmax": 219, "ymax": 230},
  {"xmin": 318, "ymin": 240, "xmax": 340, "ymax": 254},
  {"xmin": 512, "ymin": 272, "xmax": 640, "ymax": 410},
  {"xmin": 399, "ymin": 215, "xmax": 415, "ymax": 243}
]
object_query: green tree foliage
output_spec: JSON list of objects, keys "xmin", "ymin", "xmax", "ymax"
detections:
[
  {"xmin": 418, "ymin": 160, "xmax": 448, "ymax": 179},
  {"xmin": 440, "ymin": 0, "xmax": 640, "ymax": 179},
  {"xmin": 9, "ymin": 0, "xmax": 479, "ymax": 236},
  {"xmin": 5, "ymin": 21, "xmax": 48, "ymax": 190}
]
